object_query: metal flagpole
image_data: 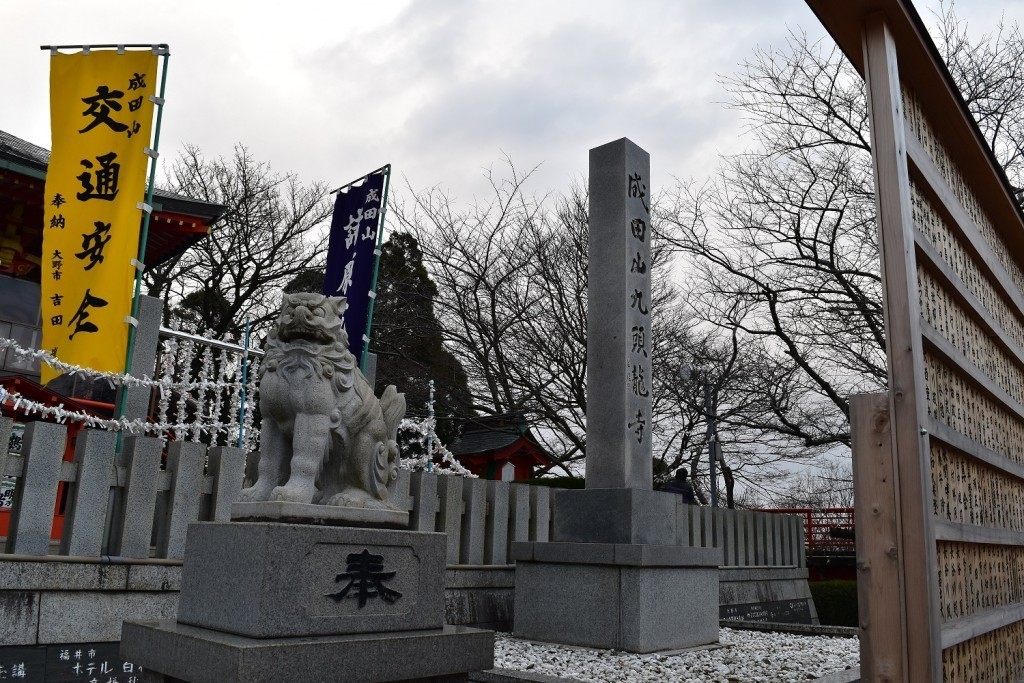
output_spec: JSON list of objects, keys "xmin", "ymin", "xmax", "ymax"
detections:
[
  {"xmin": 119, "ymin": 45, "xmax": 170, "ymax": 419},
  {"xmin": 237, "ymin": 317, "xmax": 251, "ymax": 448},
  {"xmin": 426, "ymin": 379, "xmax": 435, "ymax": 472},
  {"xmin": 359, "ymin": 165, "xmax": 391, "ymax": 373}
]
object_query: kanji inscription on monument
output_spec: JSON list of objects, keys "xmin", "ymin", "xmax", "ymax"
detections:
[
  {"xmin": 326, "ymin": 548, "xmax": 403, "ymax": 608},
  {"xmin": 586, "ymin": 138, "xmax": 653, "ymax": 489}
]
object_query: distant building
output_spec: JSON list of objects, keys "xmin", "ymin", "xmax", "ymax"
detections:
[
  {"xmin": 448, "ymin": 413, "xmax": 553, "ymax": 481},
  {"xmin": 0, "ymin": 129, "xmax": 225, "ymax": 390}
]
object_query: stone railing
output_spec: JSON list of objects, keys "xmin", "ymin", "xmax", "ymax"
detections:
[
  {"xmin": 677, "ymin": 504, "xmax": 806, "ymax": 568},
  {"xmin": 0, "ymin": 417, "xmax": 245, "ymax": 560},
  {"xmin": 0, "ymin": 425, "xmax": 809, "ymax": 648},
  {"xmin": 0, "ymin": 419, "xmax": 803, "ymax": 569},
  {"xmin": 395, "ymin": 474, "xmax": 806, "ymax": 569}
]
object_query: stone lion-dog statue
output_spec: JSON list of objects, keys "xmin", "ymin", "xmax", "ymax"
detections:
[{"xmin": 239, "ymin": 292, "xmax": 406, "ymax": 512}]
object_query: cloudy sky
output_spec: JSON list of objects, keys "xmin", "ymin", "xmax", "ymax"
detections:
[{"xmin": 3, "ymin": 0, "xmax": 1020, "ymax": 205}]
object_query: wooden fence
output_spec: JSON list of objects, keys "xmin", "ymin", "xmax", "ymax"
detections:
[
  {"xmin": 1, "ymin": 413, "xmax": 805, "ymax": 568},
  {"xmin": 810, "ymin": 0, "xmax": 1024, "ymax": 679}
]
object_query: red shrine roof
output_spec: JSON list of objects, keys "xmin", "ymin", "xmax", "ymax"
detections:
[
  {"xmin": 0, "ymin": 129, "xmax": 226, "ymax": 278},
  {"xmin": 449, "ymin": 413, "xmax": 554, "ymax": 466}
]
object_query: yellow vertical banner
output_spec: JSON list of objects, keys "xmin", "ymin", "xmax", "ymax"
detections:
[{"xmin": 41, "ymin": 50, "xmax": 158, "ymax": 385}]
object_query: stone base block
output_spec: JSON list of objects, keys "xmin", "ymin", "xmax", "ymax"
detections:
[
  {"xmin": 513, "ymin": 542, "xmax": 720, "ymax": 653},
  {"xmin": 719, "ymin": 566, "xmax": 818, "ymax": 625},
  {"xmin": 551, "ymin": 488, "xmax": 677, "ymax": 545},
  {"xmin": 177, "ymin": 522, "xmax": 445, "ymax": 638},
  {"xmin": 232, "ymin": 500, "xmax": 408, "ymax": 528},
  {"xmin": 121, "ymin": 620, "xmax": 493, "ymax": 683}
]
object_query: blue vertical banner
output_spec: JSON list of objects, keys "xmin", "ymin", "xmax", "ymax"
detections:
[{"xmin": 323, "ymin": 168, "xmax": 387, "ymax": 365}]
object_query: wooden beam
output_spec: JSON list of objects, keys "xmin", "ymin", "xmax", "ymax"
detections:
[
  {"xmin": 927, "ymin": 419, "xmax": 1024, "ymax": 483},
  {"xmin": 940, "ymin": 601, "xmax": 1024, "ymax": 650},
  {"xmin": 862, "ymin": 13, "xmax": 942, "ymax": 681},
  {"xmin": 934, "ymin": 519, "xmax": 1024, "ymax": 547}
]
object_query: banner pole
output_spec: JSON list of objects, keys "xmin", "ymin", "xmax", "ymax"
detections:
[
  {"xmin": 116, "ymin": 47, "xmax": 170, "ymax": 420},
  {"xmin": 359, "ymin": 165, "xmax": 391, "ymax": 373},
  {"xmin": 330, "ymin": 163, "xmax": 390, "ymax": 196},
  {"xmin": 237, "ymin": 317, "xmax": 251, "ymax": 448}
]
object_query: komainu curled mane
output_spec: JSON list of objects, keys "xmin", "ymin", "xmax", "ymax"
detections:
[{"xmin": 239, "ymin": 292, "xmax": 406, "ymax": 511}]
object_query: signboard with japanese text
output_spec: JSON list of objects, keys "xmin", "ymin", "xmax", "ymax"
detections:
[
  {"xmin": 41, "ymin": 49, "xmax": 158, "ymax": 384},
  {"xmin": 322, "ymin": 170, "xmax": 386, "ymax": 366},
  {"xmin": 0, "ymin": 642, "xmax": 143, "ymax": 682},
  {"xmin": 720, "ymin": 599, "xmax": 814, "ymax": 625}
]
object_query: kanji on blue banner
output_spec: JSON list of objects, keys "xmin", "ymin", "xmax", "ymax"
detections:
[{"xmin": 323, "ymin": 170, "xmax": 386, "ymax": 365}]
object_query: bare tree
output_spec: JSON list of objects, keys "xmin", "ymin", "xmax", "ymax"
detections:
[
  {"xmin": 393, "ymin": 163, "xmax": 687, "ymax": 475},
  {"xmin": 657, "ymin": 31, "xmax": 883, "ymax": 455},
  {"xmin": 393, "ymin": 165, "xmax": 579, "ymax": 473},
  {"xmin": 772, "ymin": 460, "xmax": 855, "ymax": 509},
  {"xmin": 145, "ymin": 144, "xmax": 333, "ymax": 338},
  {"xmin": 656, "ymin": 6, "xmax": 1024, "ymax": 481},
  {"xmin": 938, "ymin": 2, "xmax": 1024, "ymax": 200}
]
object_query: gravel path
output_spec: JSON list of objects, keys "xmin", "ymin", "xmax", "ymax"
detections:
[{"xmin": 494, "ymin": 627, "xmax": 859, "ymax": 682}]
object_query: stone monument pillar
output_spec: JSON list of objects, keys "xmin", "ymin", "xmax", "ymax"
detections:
[
  {"xmin": 120, "ymin": 292, "xmax": 493, "ymax": 682},
  {"xmin": 512, "ymin": 139, "xmax": 721, "ymax": 653}
]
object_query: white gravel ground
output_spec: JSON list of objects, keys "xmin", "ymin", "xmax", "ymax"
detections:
[{"xmin": 494, "ymin": 627, "xmax": 859, "ymax": 682}]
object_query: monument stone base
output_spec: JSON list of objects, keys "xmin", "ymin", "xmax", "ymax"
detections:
[
  {"xmin": 121, "ymin": 621, "xmax": 492, "ymax": 683},
  {"xmin": 122, "ymin": 521, "xmax": 493, "ymax": 682},
  {"xmin": 512, "ymin": 541, "xmax": 721, "ymax": 653},
  {"xmin": 551, "ymin": 488, "xmax": 676, "ymax": 544}
]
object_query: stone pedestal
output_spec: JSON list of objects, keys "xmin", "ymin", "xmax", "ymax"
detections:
[
  {"xmin": 512, "ymin": 541, "xmax": 721, "ymax": 653},
  {"xmin": 122, "ymin": 522, "xmax": 493, "ymax": 683}
]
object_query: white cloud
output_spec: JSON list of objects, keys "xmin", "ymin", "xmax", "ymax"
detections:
[{"xmin": 3, "ymin": 0, "xmax": 1021, "ymax": 205}]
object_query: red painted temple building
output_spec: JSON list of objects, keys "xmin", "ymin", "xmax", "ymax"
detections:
[{"xmin": 448, "ymin": 413, "xmax": 553, "ymax": 481}]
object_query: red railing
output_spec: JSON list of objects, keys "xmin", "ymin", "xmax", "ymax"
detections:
[{"xmin": 760, "ymin": 508, "xmax": 855, "ymax": 554}]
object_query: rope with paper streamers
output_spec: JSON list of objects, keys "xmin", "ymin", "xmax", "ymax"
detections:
[
  {"xmin": 398, "ymin": 417, "xmax": 475, "ymax": 477},
  {"xmin": 0, "ymin": 337, "xmax": 468, "ymax": 471},
  {"xmin": 0, "ymin": 382, "xmax": 240, "ymax": 439},
  {"xmin": 0, "ymin": 337, "xmax": 240, "ymax": 393},
  {"xmin": 1, "ymin": 382, "xmax": 474, "ymax": 474}
]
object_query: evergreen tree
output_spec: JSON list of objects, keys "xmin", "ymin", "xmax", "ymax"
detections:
[{"xmin": 369, "ymin": 232, "xmax": 473, "ymax": 444}]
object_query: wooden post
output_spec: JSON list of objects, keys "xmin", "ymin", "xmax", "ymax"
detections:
[
  {"xmin": 863, "ymin": 13, "xmax": 942, "ymax": 680},
  {"xmin": 852, "ymin": 393, "xmax": 905, "ymax": 683}
]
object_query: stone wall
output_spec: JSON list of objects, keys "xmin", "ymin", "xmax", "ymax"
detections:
[
  {"xmin": 0, "ymin": 560, "xmax": 817, "ymax": 647},
  {"xmin": 0, "ymin": 558, "xmax": 180, "ymax": 646}
]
